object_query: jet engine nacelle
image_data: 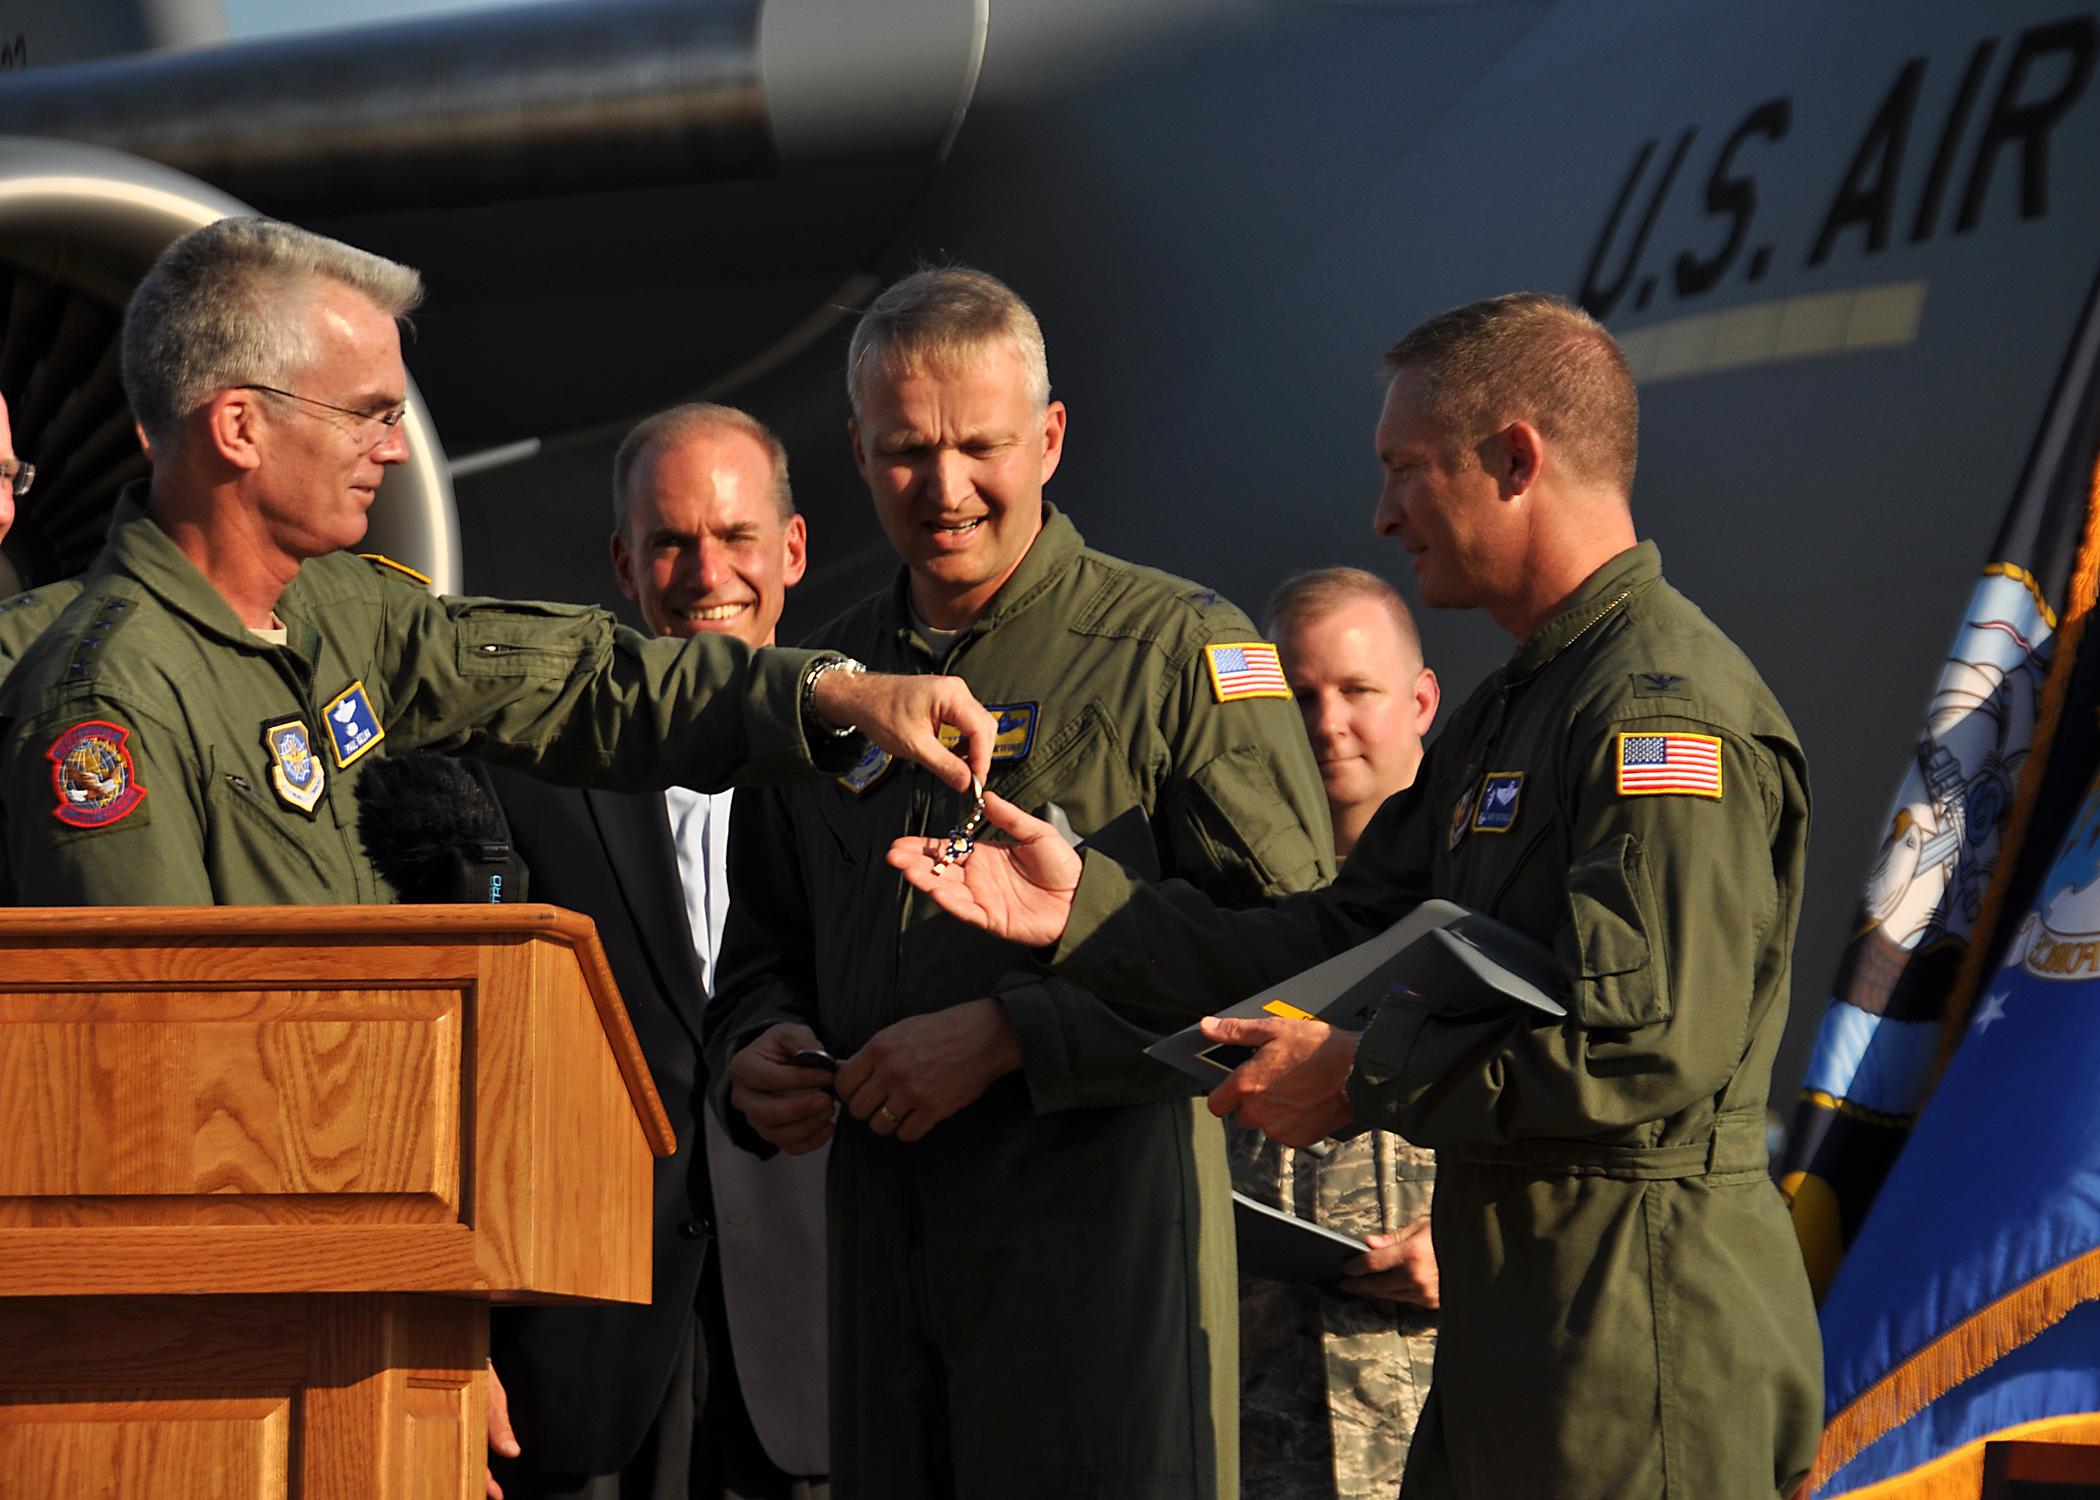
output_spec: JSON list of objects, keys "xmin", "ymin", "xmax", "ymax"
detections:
[{"xmin": 0, "ymin": 136, "xmax": 458, "ymax": 594}]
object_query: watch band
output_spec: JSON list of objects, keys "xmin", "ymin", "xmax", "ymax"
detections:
[{"xmin": 800, "ymin": 654, "xmax": 867, "ymax": 740}]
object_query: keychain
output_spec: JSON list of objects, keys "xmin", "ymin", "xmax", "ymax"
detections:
[{"xmin": 931, "ymin": 775, "xmax": 987, "ymax": 872}]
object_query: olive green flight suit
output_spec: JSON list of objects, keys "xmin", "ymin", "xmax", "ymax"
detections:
[
  {"xmin": 1049, "ymin": 543, "xmax": 1823, "ymax": 1500},
  {"xmin": 0, "ymin": 491, "xmax": 855, "ymax": 905},
  {"xmin": 0, "ymin": 582, "xmax": 81, "ymax": 681},
  {"xmin": 703, "ymin": 507, "xmax": 1336, "ymax": 1500}
]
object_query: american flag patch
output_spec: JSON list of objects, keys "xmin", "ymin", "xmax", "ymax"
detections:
[
  {"xmin": 1205, "ymin": 642, "xmax": 1291, "ymax": 702},
  {"xmin": 1616, "ymin": 732, "xmax": 1723, "ymax": 798}
]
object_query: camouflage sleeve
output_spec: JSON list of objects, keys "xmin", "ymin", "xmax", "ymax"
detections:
[
  {"xmin": 1347, "ymin": 715, "xmax": 1792, "ymax": 1145},
  {"xmin": 362, "ymin": 567, "xmax": 855, "ymax": 791},
  {"xmin": 3, "ymin": 697, "xmax": 214, "ymax": 905}
]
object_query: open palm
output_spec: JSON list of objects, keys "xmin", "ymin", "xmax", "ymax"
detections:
[{"xmin": 887, "ymin": 791, "xmax": 1084, "ymax": 948}]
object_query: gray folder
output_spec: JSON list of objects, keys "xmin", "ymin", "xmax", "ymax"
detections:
[
  {"xmin": 1233, "ymin": 1191, "xmax": 1369, "ymax": 1283},
  {"xmin": 1146, "ymin": 899, "xmax": 1568, "ymax": 1089}
]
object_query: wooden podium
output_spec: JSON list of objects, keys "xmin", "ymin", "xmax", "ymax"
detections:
[{"xmin": 0, "ymin": 905, "xmax": 675, "ymax": 1500}]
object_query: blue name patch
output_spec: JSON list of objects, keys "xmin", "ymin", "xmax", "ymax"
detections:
[
  {"xmin": 323, "ymin": 681, "xmax": 386, "ymax": 768},
  {"xmin": 1472, "ymin": 772, "xmax": 1524, "ymax": 833},
  {"xmin": 936, "ymin": 703, "xmax": 1039, "ymax": 762}
]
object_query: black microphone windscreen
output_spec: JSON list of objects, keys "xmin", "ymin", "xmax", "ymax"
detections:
[{"xmin": 356, "ymin": 752, "xmax": 509, "ymax": 894}]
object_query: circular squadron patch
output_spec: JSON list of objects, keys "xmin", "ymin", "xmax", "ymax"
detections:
[{"xmin": 47, "ymin": 720, "xmax": 147, "ymax": 828}]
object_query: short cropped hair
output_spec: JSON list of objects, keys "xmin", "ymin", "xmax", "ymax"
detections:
[
  {"xmin": 122, "ymin": 217, "xmax": 423, "ymax": 450},
  {"xmin": 847, "ymin": 267, "xmax": 1051, "ymax": 417},
  {"xmin": 611, "ymin": 402, "xmax": 794, "ymax": 535},
  {"xmin": 1266, "ymin": 567, "xmax": 1422, "ymax": 667},
  {"xmin": 1379, "ymin": 293, "xmax": 1637, "ymax": 493}
]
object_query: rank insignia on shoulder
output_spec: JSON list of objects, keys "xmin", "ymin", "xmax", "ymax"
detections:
[
  {"xmin": 936, "ymin": 702, "xmax": 1039, "ymax": 761},
  {"xmin": 358, "ymin": 553, "xmax": 433, "ymax": 587},
  {"xmin": 1472, "ymin": 772, "xmax": 1524, "ymax": 833},
  {"xmin": 839, "ymin": 743, "xmax": 894, "ymax": 794},
  {"xmin": 1205, "ymin": 643, "xmax": 1290, "ymax": 702},
  {"xmin": 1448, "ymin": 776, "xmax": 1481, "ymax": 850},
  {"xmin": 1617, "ymin": 732, "xmax": 1723, "ymax": 798},
  {"xmin": 1632, "ymin": 672, "xmax": 1690, "ymax": 697},
  {"xmin": 48, "ymin": 720, "xmax": 147, "ymax": 829},
  {"xmin": 322, "ymin": 681, "xmax": 386, "ymax": 768},
  {"xmin": 261, "ymin": 717, "xmax": 327, "ymax": 815}
]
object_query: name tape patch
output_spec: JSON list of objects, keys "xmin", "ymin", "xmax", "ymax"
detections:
[
  {"xmin": 936, "ymin": 702, "xmax": 1039, "ymax": 761},
  {"xmin": 1205, "ymin": 643, "xmax": 1291, "ymax": 702},
  {"xmin": 48, "ymin": 720, "xmax": 147, "ymax": 829},
  {"xmin": 1617, "ymin": 732, "xmax": 1723, "ymax": 798},
  {"xmin": 1472, "ymin": 772, "xmax": 1525, "ymax": 832},
  {"xmin": 262, "ymin": 717, "xmax": 327, "ymax": 815},
  {"xmin": 323, "ymin": 681, "xmax": 386, "ymax": 768}
]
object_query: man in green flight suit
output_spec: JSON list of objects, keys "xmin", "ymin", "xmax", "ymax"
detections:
[
  {"xmin": 0, "ymin": 395, "xmax": 69, "ymax": 678},
  {"xmin": 0, "ymin": 217, "xmax": 996, "ymax": 905},
  {"xmin": 889, "ymin": 294, "xmax": 1824, "ymax": 1500},
  {"xmin": 703, "ymin": 267, "xmax": 1337, "ymax": 1500}
]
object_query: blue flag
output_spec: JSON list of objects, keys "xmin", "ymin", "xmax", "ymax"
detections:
[{"xmin": 1812, "ymin": 771, "xmax": 2100, "ymax": 1495}]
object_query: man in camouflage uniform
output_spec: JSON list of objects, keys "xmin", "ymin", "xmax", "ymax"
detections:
[
  {"xmin": 0, "ymin": 218, "xmax": 995, "ymax": 905},
  {"xmin": 1235, "ymin": 568, "xmax": 1442, "ymax": 1500},
  {"xmin": 891, "ymin": 294, "xmax": 1823, "ymax": 1500}
]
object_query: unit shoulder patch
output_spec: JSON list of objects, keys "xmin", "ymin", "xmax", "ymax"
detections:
[
  {"xmin": 1472, "ymin": 771, "xmax": 1525, "ymax": 832},
  {"xmin": 839, "ymin": 743, "xmax": 894, "ymax": 795},
  {"xmin": 48, "ymin": 720, "xmax": 148, "ymax": 829},
  {"xmin": 322, "ymin": 681, "xmax": 386, "ymax": 768},
  {"xmin": 260, "ymin": 716, "xmax": 327, "ymax": 815},
  {"xmin": 1616, "ymin": 732, "xmax": 1723, "ymax": 798},
  {"xmin": 1448, "ymin": 773, "xmax": 1481, "ymax": 851},
  {"xmin": 1204, "ymin": 642, "xmax": 1290, "ymax": 702},
  {"xmin": 358, "ymin": 553, "xmax": 433, "ymax": 588}
]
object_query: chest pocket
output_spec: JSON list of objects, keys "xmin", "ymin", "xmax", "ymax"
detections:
[
  {"xmin": 994, "ymin": 702, "xmax": 1122, "ymax": 815},
  {"xmin": 205, "ymin": 753, "xmax": 329, "ymax": 898},
  {"xmin": 1565, "ymin": 832, "xmax": 1670, "ymax": 1030}
]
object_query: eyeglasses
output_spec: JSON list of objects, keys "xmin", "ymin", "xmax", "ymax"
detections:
[
  {"xmin": 240, "ymin": 385, "xmax": 408, "ymax": 435},
  {"xmin": 0, "ymin": 459, "xmax": 31, "ymax": 498}
]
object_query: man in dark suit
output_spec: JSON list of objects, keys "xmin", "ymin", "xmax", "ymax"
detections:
[{"xmin": 484, "ymin": 402, "xmax": 828, "ymax": 1500}]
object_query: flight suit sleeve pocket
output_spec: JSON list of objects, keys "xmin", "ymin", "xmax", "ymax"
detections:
[
  {"xmin": 1177, "ymin": 744, "xmax": 1325, "ymax": 899},
  {"xmin": 453, "ymin": 601, "xmax": 609, "ymax": 677},
  {"xmin": 1566, "ymin": 832, "xmax": 1670, "ymax": 1029}
]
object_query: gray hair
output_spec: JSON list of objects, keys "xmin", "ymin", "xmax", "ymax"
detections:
[
  {"xmin": 121, "ymin": 217, "xmax": 424, "ymax": 450},
  {"xmin": 1266, "ymin": 567, "xmax": 1422, "ymax": 667},
  {"xmin": 1380, "ymin": 293, "xmax": 1638, "ymax": 494},
  {"xmin": 611, "ymin": 403, "xmax": 794, "ymax": 536},
  {"xmin": 847, "ymin": 267, "xmax": 1051, "ymax": 418}
]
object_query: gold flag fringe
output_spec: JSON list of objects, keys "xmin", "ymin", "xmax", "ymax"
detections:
[
  {"xmin": 1824, "ymin": 1411, "xmax": 2100, "ymax": 1499},
  {"xmin": 1932, "ymin": 442, "xmax": 2100, "ymax": 1085},
  {"xmin": 1809, "ymin": 1242, "xmax": 2100, "ymax": 1491}
]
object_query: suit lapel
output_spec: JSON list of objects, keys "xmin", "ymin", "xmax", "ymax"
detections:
[{"xmin": 584, "ymin": 787, "xmax": 712, "ymax": 1046}]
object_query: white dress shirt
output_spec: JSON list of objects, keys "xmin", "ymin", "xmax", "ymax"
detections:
[{"xmin": 663, "ymin": 786, "xmax": 735, "ymax": 996}]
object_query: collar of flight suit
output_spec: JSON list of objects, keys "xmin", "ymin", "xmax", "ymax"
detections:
[
  {"xmin": 99, "ymin": 479, "xmax": 314, "ymax": 659},
  {"xmin": 878, "ymin": 501, "xmax": 1086, "ymax": 654},
  {"xmin": 1503, "ymin": 539, "xmax": 1662, "ymax": 686}
]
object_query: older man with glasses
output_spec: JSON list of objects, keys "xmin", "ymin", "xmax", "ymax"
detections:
[{"xmin": 0, "ymin": 216, "xmax": 996, "ymax": 906}]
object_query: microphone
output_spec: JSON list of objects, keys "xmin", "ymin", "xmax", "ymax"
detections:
[{"xmin": 354, "ymin": 752, "xmax": 531, "ymax": 904}]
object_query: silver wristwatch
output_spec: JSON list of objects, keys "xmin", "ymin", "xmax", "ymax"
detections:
[{"xmin": 800, "ymin": 655, "xmax": 868, "ymax": 739}]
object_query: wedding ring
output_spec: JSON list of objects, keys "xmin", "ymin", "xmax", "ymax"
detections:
[{"xmin": 876, "ymin": 1105, "xmax": 902, "ymax": 1125}]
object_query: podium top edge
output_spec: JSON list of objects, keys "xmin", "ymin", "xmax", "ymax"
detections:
[{"xmin": 0, "ymin": 903, "xmax": 590, "ymax": 942}]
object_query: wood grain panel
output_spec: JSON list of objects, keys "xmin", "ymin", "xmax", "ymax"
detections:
[
  {"xmin": 531, "ymin": 943, "xmax": 652, "ymax": 1303},
  {"xmin": 0, "ymin": 1297, "xmax": 311, "ymax": 1386},
  {"xmin": 0, "ymin": 1226, "xmax": 484, "ymax": 1296},
  {"xmin": 0, "ymin": 999, "xmax": 460, "ymax": 1210},
  {"xmin": 404, "ymin": 1380, "xmax": 469, "ymax": 1500},
  {"xmin": 0, "ymin": 1388, "xmax": 290, "ymax": 1500},
  {"xmin": 0, "ymin": 1193, "xmax": 455, "ymax": 1226},
  {"xmin": 0, "ymin": 908, "xmax": 673, "ymax": 1158}
]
